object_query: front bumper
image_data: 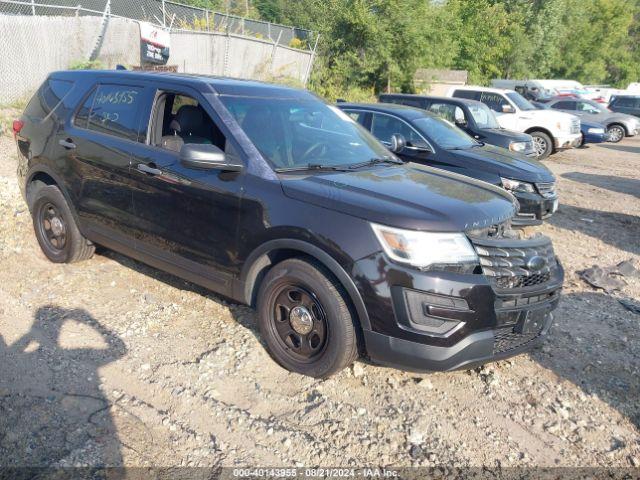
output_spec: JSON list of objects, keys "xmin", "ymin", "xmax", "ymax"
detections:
[
  {"xmin": 554, "ymin": 132, "xmax": 582, "ymax": 150},
  {"xmin": 583, "ymin": 131, "xmax": 608, "ymax": 144},
  {"xmin": 364, "ymin": 311, "xmax": 554, "ymax": 372},
  {"xmin": 512, "ymin": 191, "xmax": 558, "ymax": 226},
  {"xmin": 354, "ymin": 246, "xmax": 564, "ymax": 372}
]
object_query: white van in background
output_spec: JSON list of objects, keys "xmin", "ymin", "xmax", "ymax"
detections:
[
  {"xmin": 490, "ymin": 79, "xmax": 557, "ymax": 101},
  {"xmin": 448, "ymin": 86, "xmax": 581, "ymax": 159},
  {"xmin": 491, "ymin": 79, "xmax": 609, "ymax": 103}
]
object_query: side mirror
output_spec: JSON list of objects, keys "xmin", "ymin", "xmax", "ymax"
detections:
[
  {"xmin": 179, "ymin": 144, "xmax": 243, "ymax": 172},
  {"xmin": 502, "ymin": 104, "xmax": 516, "ymax": 114},
  {"xmin": 390, "ymin": 134, "xmax": 407, "ymax": 153},
  {"xmin": 455, "ymin": 118, "xmax": 468, "ymax": 128}
]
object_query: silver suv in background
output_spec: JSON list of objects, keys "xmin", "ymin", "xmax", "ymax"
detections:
[{"xmin": 540, "ymin": 97, "xmax": 639, "ymax": 143}]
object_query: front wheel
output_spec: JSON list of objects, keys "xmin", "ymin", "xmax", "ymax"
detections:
[
  {"xmin": 530, "ymin": 131, "xmax": 553, "ymax": 159},
  {"xmin": 256, "ymin": 258, "xmax": 359, "ymax": 378},
  {"xmin": 606, "ymin": 124, "xmax": 625, "ymax": 143}
]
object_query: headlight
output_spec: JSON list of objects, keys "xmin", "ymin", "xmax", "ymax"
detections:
[
  {"xmin": 587, "ymin": 127, "xmax": 605, "ymax": 134},
  {"xmin": 509, "ymin": 141, "xmax": 528, "ymax": 153},
  {"xmin": 501, "ymin": 177, "xmax": 535, "ymax": 193},
  {"xmin": 371, "ymin": 223, "xmax": 478, "ymax": 268}
]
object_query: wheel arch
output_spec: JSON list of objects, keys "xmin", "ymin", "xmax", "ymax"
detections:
[
  {"xmin": 239, "ymin": 239, "xmax": 372, "ymax": 332},
  {"xmin": 25, "ymin": 165, "xmax": 82, "ymax": 225},
  {"xmin": 525, "ymin": 126, "xmax": 554, "ymax": 141}
]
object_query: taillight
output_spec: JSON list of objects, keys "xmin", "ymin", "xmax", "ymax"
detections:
[{"xmin": 12, "ymin": 120, "xmax": 24, "ymax": 137}]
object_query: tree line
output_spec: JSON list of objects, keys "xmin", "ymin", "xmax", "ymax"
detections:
[{"xmin": 181, "ymin": 0, "xmax": 640, "ymax": 100}]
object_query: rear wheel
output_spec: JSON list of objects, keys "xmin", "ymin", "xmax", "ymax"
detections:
[
  {"xmin": 256, "ymin": 258, "xmax": 359, "ymax": 378},
  {"xmin": 31, "ymin": 185, "xmax": 95, "ymax": 263},
  {"xmin": 606, "ymin": 124, "xmax": 625, "ymax": 143},
  {"xmin": 530, "ymin": 131, "xmax": 553, "ymax": 159}
]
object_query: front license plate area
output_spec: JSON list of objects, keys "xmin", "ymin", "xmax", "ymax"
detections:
[{"xmin": 514, "ymin": 308, "xmax": 548, "ymax": 334}]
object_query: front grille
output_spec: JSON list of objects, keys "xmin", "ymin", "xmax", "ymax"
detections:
[
  {"xmin": 535, "ymin": 181, "xmax": 556, "ymax": 198},
  {"xmin": 494, "ymin": 271, "xmax": 551, "ymax": 289},
  {"xmin": 570, "ymin": 118, "xmax": 580, "ymax": 134},
  {"xmin": 471, "ymin": 235, "xmax": 559, "ymax": 291},
  {"xmin": 494, "ymin": 326, "xmax": 542, "ymax": 354}
]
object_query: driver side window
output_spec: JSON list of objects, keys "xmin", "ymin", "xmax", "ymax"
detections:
[
  {"xmin": 151, "ymin": 91, "xmax": 230, "ymax": 155},
  {"xmin": 371, "ymin": 113, "xmax": 428, "ymax": 148}
]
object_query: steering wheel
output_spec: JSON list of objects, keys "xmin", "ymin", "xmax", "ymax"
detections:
[{"xmin": 300, "ymin": 142, "xmax": 327, "ymax": 162}]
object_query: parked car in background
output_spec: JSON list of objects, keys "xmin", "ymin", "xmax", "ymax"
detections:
[
  {"xmin": 490, "ymin": 79, "xmax": 557, "ymax": 102},
  {"xmin": 539, "ymin": 97, "xmax": 639, "ymax": 143},
  {"xmin": 608, "ymin": 95, "xmax": 640, "ymax": 118},
  {"xmin": 337, "ymin": 103, "xmax": 558, "ymax": 226},
  {"xmin": 577, "ymin": 119, "xmax": 608, "ymax": 147},
  {"xmin": 379, "ymin": 94, "xmax": 536, "ymax": 157},
  {"xmin": 448, "ymin": 86, "xmax": 581, "ymax": 159},
  {"xmin": 15, "ymin": 70, "xmax": 564, "ymax": 377}
]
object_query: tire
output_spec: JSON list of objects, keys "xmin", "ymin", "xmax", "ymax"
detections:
[
  {"xmin": 256, "ymin": 258, "xmax": 359, "ymax": 378},
  {"xmin": 31, "ymin": 185, "xmax": 95, "ymax": 263},
  {"xmin": 606, "ymin": 124, "xmax": 625, "ymax": 143},
  {"xmin": 577, "ymin": 133, "xmax": 585, "ymax": 148},
  {"xmin": 530, "ymin": 131, "xmax": 553, "ymax": 159}
]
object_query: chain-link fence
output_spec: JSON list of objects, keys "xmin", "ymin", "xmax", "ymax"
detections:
[
  {"xmin": 0, "ymin": 0, "xmax": 315, "ymax": 48},
  {"xmin": 0, "ymin": 0, "xmax": 316, "ymax": 104}
]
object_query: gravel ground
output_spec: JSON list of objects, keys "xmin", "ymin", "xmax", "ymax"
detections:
[{"xmin": 0, "ymin": 121, "xmax": 638, "ymax": 470}]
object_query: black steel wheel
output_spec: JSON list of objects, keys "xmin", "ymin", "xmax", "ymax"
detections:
[
  {"xmin": 272, "ymin": 285, "xmax": 328, "ymax": 361},
  {"xmin": 38, "ymin": 202, "xmax": 67, "ymax": 252},
  {"xmin": 257, "ymin": 258, "xmax": 359, "ymax": 378}
]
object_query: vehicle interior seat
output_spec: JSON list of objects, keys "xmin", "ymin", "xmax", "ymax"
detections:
[{"xmin": 161, "ymin": 105, "xmax": 213, "ymax": 152}]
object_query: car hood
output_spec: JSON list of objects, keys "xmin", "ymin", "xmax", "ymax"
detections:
[
  {"xmin": 580, "ymin": 118, "xmax": 606, "ymax": 129},
  {"xmin": 481, "ymin": 128, "xmax": 532, "ymax": 143},
  {"xmin": 518, "ymin": 109, "xmax": 576, "ymax": 124},
  {"xmin": 281, "ymin": 163, "xmax": 517, "ymax": 232},
  {"xmin": 451, "ymin": 144, "xmax": 555, "ymax": 183}
]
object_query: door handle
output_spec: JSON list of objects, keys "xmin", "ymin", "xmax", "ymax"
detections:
[
  {"xmin": 59, "ymin": 138, "xmax": 76, "ymax": 149},
  {"xmin": 137, "ymin": 163, "xmax": 162, "ymax": 176}
]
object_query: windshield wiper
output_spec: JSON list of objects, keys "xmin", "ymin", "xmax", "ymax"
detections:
[
  {"xmin": 348, "ymin": 156, "xmax": 404, "ymax": 170},
  {"xmin": 275, "ymin": 163, "xmax": 351, "ymax": 173}
]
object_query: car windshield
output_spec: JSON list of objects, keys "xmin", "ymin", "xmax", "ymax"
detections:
[
  {"xmin": 219, "ymin": 95, "xmax": 391, "ymax": 170},
  {"xmin": 506, "ymin": 92, "xmax": 537, "ymax": 111},
  {"xmin": 467, "ymin": 103, "xmax": 501, "ymax": 129},
  {"xmin": 412, "ymin": 115, "xmax": 479, "ymax": 150}
]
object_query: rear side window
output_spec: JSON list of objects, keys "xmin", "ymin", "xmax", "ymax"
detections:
[
  {"xmin": 612, "ymin": 97, "xmax": 638, "ymax": 108},
  {"xmin": 75, "ymin": 84, "xmax": 143, "ymax": 141},
  {"xmin": 479, "ymin": 92, "xmax": 507, "ymax": 112},
  {"xmin": 427, "ymin": 103, "xmax": 464, "ymax": 123},
  {"xmin": 24, "ymin": 78, "xmax": 74, "ymax": 120},
  {"xmin": 452, "ymin": 90, "xmax": 478, "ymax": 100},
  {"xmin": 552, "ymin": 101, "xmax": 576, "ymax": 110}
]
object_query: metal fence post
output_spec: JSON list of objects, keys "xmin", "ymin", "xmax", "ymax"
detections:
[
  {"xmin": 162, "ymin": 0, "xmax": 166, "ymax": 27},
  {"xmin": 270, "ymin": 30, "xmax": 282, "ymax": 75},
  {"xmin": 30, "ymin": 0, "xmax": 35, "ymax": 15},
  {"xmin": 303, "ymin": 33, "xmax": 320, "ymax": 87}
]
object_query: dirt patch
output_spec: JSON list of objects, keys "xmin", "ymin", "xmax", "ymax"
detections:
[{"xmin": 0, "ymin": 127, "xmax": 638, "ymax": 469}]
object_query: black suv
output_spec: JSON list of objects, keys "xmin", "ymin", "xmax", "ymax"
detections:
[
  {"xmin": 338, "ymin": 103, "xmax": 558, "ymax": 226},
  {"xmin": 14, "ymin": 71, "xmax": 564, "ymax": 378},
  {"xmin": 608, "ymin": 95, "xmax": 640, "ymax": 118},
  {"xmin": 379, "ymin": 94, "xmax": 536, "ymax": 157}
]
